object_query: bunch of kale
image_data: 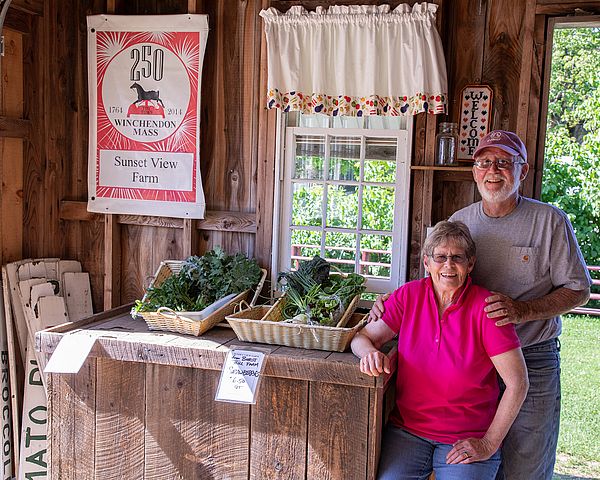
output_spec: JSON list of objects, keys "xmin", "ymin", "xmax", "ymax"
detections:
[{"xmin": 134, "ymin": 247, "xmax": 262, "ymax": 313}]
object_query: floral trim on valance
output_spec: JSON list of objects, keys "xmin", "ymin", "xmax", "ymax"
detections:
[{"xmin": 267, "ymin": 89, "xmax": 446, "ymax": 117}]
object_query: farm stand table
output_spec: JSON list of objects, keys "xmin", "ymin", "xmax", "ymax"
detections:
[{"xmin": 36, "ymin": 305, "xmax": 396, "ymax": 480}]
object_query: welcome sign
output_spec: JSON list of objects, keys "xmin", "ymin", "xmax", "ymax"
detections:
[{"xmin": 87, "ymin": 15, "xmax": 209, "ymax": 218}]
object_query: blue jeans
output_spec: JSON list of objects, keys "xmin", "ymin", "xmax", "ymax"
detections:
[
  {"xmin": 378, "ymin": 426, "xmax": 501, "ymax": 480},
  {"xmin": 496, "ymin": 338, "xmax": 561, "ymax": 480}
]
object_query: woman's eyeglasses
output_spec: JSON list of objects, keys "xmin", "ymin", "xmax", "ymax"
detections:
[
  {"xmin": 430, "ymin": 254, "xmax": 468, "ymax": 264},
  {"xmin": 473, "ymin": 157, "xmax": 526, "ymax": 170}
]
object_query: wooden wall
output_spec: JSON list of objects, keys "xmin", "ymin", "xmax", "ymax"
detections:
[{"xmin": 2, "ymin": 0, "xmax": 599, "ymax": 311}]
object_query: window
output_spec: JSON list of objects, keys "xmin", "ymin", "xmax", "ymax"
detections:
[{"xmin": 272, "ymin": 113, "xmax": 413, "ymax": 296}]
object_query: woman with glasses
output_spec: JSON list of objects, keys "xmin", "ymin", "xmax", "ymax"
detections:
[{"xmin": 351, "ymin": 220, "xmax": 528, "ymax": 480}]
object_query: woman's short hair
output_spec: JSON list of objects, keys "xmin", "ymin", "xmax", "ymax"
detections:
[{"xmin": 422, "ymin": 220, "xmax": 476, "ymax": 259}]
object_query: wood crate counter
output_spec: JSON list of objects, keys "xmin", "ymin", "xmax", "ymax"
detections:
[{"xmin": 36, "ymin": 305, "xmax": 397, "ymax": 480}]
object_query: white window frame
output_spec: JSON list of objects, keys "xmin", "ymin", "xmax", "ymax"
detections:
[{"xmin": 271, "ymin": 112, "xmax": 413, "ymax": 297}]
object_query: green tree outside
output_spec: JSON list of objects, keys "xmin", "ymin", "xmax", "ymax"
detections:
[{"xmin": 541, "ymin": 27, "xmax": 600, "ymax": 268}]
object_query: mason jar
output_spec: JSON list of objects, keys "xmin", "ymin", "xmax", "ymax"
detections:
[{"xmin": 435, "ymin": 122, "xmax": 459, "ymax": 166}]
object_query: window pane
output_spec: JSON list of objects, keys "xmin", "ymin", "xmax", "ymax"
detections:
[
  {"xmin": 364, "ymin": 160, "xmax": 396, "ymax": 183},
  {"xmin": 324, "ymin": 232, "xmax": 356, "ymax": 273},
  {"xmin": 329, "ymin": 136, "xmax": 360, "ymax": 181},
  {"xmin": 290, "ymin": 230, "xmax": 321, "ymax": 269},
  {"xmin": 360, "ymin": 234, "xmax": 392, "ymax": 278},
  {"xmin": 292, "ymin": 183, "xmax": 323, "ymax": 226},
  {"xmin": 326, "ymin": 185, "xmax": 358, "ymax": 228},
  {"xmin": 362, "ymin": 186, "xmax": 394, "ymax": 231},
  {"xmin": 294, "ymin": 136, "xmax": 324, "ymax": 179},
  {"xmin": 365, "ymin": 137, "xmax": 396, "ymax": 161}
]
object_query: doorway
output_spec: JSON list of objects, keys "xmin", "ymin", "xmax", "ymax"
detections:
[{"xmin": 538, "ymin": 19, "xmax": 600, "ymax": 479}]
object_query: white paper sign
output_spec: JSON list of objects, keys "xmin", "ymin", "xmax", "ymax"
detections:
[
  {"xmin": 215, "ymin": 349, "xmax": 267, "ymax": 404},
  {"xmin": 44, "ymin": 332, "xmax": 100, "ymax": 374}
]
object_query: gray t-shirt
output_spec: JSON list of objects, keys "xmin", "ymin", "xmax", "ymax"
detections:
[{"xmin": 450, "ymin": 197, "xmax": 591, "ymax": 347}]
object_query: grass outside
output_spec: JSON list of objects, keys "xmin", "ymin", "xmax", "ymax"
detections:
[{"xmin": 553, "ymin": 314, "xmax": 600, "ymax": 480}]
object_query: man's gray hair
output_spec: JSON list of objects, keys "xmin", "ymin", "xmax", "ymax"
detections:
[{"xmin": 422, "ymin": 220, "xmax": 476, "ymax": 259}]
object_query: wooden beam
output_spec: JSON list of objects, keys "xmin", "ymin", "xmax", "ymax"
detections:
[
  {"xmin": 4, "ymin": 8, "xmax": 32, "ymax": 33},
  {"xmin": 0, "ymin": 115, "xmax": 31, "ymax": 139},
  {"xmin": 1, "ymin": 30, "xmax": 24, "ymax": 266},
  {"xmin": 535, "ymin": 3, "xmax": 600, "ymax": 15},
  {"xmin": 8, "ymin": 0, "xmax": 43, "ymax": 15},
  {"xmin": 103, "ymin": 214, "xmax": 121, "ymax": 310},
  {"xmin": 182, "ymin": 0, "xmax": 198, "ymax": 258},
  {"xmin": 59, "ymin": 200, "xmax": 257, "ymax": 233}
]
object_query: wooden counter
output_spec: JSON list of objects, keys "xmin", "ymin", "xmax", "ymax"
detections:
[{"xmin": 36, "ymin": 305, "xmax": 396, "ymax": 480}]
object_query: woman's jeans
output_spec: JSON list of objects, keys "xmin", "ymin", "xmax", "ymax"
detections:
[
  {"xmin": 377, "ymin": 426, "xmax": 501, "ymax": 480},
  {"xmin": 496, "ymin": 338, "xmax": 561, "ymax": 480}
]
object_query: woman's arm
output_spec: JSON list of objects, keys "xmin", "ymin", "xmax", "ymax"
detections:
[
  {"xmin": 447, "ymin": 348, "xmax": 529, "ymax": 464},
  {"xmin": 351, "ymin": 320, "xmax": 396, "ymax": 377}
]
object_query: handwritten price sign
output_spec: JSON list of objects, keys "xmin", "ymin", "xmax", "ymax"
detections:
[
  {"xmin": 215, "ymin": 348, "xmax": 267, "ymax": 404},
  {"xmin": 458, "ymin": 85, "xmax": 493, "ymax": 160}
]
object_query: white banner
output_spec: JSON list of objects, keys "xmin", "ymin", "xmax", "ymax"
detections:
[
  {"xmin": 18, "ymin": 339, "xmax": 46, "ymax": 480},
  {"xmin": 87, "ymin": 15, "xmax": 209, "ymax": 218},
  {"xmin": 0, "ymin": 281, "xmax": 13, "ymax": 480}
]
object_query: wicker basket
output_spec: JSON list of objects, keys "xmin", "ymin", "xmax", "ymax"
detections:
[
  {"xmin": 135, "ymin": 260, "xmax": 267, "ymax": 336},
  {"xmin": 225, "ymin": 301, "xmax": 366, "ymax": 352}
]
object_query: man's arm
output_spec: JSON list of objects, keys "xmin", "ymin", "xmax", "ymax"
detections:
[{"xmin": 485, "ymin": 286, "xmax": 590, "ymax": 326}]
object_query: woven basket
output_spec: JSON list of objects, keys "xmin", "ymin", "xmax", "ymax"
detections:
[
  {"xmin": 225, "ymin": 302, "xmax": 366, "ymax": 352},
  {"xmin": 135, "ymin": 260, "xmax": 266, "ymax": 336}
]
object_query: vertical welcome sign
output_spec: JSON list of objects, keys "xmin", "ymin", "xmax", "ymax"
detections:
[{"xmin": 87, "ymin": 15, "xmax": 209, "ymax": 218}]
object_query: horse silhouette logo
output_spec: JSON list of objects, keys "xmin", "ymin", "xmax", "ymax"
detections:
[{"xmin": 127, "ymin": 82, "xmax": 166, "ymax": 118}]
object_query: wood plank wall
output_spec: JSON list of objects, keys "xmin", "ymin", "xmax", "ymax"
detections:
[{"xmin": 6, "ymin": 0, "xmax": 599, "ymax": 311}]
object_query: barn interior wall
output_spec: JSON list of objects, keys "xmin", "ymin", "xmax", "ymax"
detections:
[{"xmin": 2, "ymin": 0, "xmax": 597, "ymax": 311}]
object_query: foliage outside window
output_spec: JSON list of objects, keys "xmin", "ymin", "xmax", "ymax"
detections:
[{"xmin": 541, "ymin": 26, "xmax": 600, "ymax": 308}]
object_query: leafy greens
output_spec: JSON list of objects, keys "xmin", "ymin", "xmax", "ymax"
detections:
[
  {"xmin": 278, "ymin": 256, "xmax": 366, "ymax": 326},
  {"xmin": 133, "ymin": 247, "xmax": 262, "ymax": 313}
]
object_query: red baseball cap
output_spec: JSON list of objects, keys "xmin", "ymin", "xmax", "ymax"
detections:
[{"xmin": 473, "ymin": 130, "xmax": 527, "ymax": 162}]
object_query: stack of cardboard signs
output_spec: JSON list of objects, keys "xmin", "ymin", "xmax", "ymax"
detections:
[{"xmin": 1, "ymin": 258, "xmax": 93, "ymax": 480}]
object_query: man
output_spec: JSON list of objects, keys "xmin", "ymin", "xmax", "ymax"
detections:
[{"xmin": 370, "ymin": 130, "xmax": 591, "ymax": 479}]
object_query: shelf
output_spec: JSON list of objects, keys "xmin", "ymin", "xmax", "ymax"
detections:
[{"xmin": 411, "ymin": 165, "xmax": 473, "ymax": 172}]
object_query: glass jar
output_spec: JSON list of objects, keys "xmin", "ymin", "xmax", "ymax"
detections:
[{"xmin": 435, "ymin": 122, "xmax": 459, "ymax": 166}]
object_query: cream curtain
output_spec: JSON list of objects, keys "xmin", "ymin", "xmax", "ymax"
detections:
[{"xmin": 260, "ymin": 3, "xmax": 448, "ymax": 116}]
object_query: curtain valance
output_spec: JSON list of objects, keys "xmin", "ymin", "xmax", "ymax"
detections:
[{"xmin": 260, "ymin": 3, "xmax": 448, "ymax": 116}]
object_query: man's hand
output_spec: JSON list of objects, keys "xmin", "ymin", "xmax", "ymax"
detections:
[
  {"xmin": 484, "ymin": 292, "xmax": 530, "ymax": 326},
  {"xmin": 368, "ymin": 293, "xmax": 390, "ymax": 322}
]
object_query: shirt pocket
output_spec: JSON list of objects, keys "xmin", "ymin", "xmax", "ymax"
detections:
[{"xmin": 509, "ymin": 246, "xmax": 540, "ymax": 285}]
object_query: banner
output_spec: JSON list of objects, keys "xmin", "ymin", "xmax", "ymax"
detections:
[{"xmin": 87, "ymin": 15, "xmax": 209, "ymax": 218}]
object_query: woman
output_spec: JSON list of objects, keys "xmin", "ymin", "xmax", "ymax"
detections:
[{"xmin": 351, "ymin": 221, "xmax": 528, "ymax": 480}]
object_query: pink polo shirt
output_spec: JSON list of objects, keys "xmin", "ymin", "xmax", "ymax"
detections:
[{"xmin": 382, "ymin": 277, "xmax": 520, "ymax": 444}]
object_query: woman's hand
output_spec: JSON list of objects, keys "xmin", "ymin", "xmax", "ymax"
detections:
[
  {"xmin": 359, "ymin": 350, "xmax": 391, "ymax": 377},
  {"xmin": 446, "ymin": 437, "xmax": 497, "ymax": 464}
]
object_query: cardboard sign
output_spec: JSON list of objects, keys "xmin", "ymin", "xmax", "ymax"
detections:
[
  {"xmin": 458, "ymin": 85, "xmax": 493, "ymax": 160},
  {"xmin": 215, "ymin": 348, "xmax": 267, "ymax": 404}
]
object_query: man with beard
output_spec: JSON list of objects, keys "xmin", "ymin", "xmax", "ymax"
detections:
[{"xmin": 370, "ymin": 130, "xmax": 591, "ymax": 479}]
